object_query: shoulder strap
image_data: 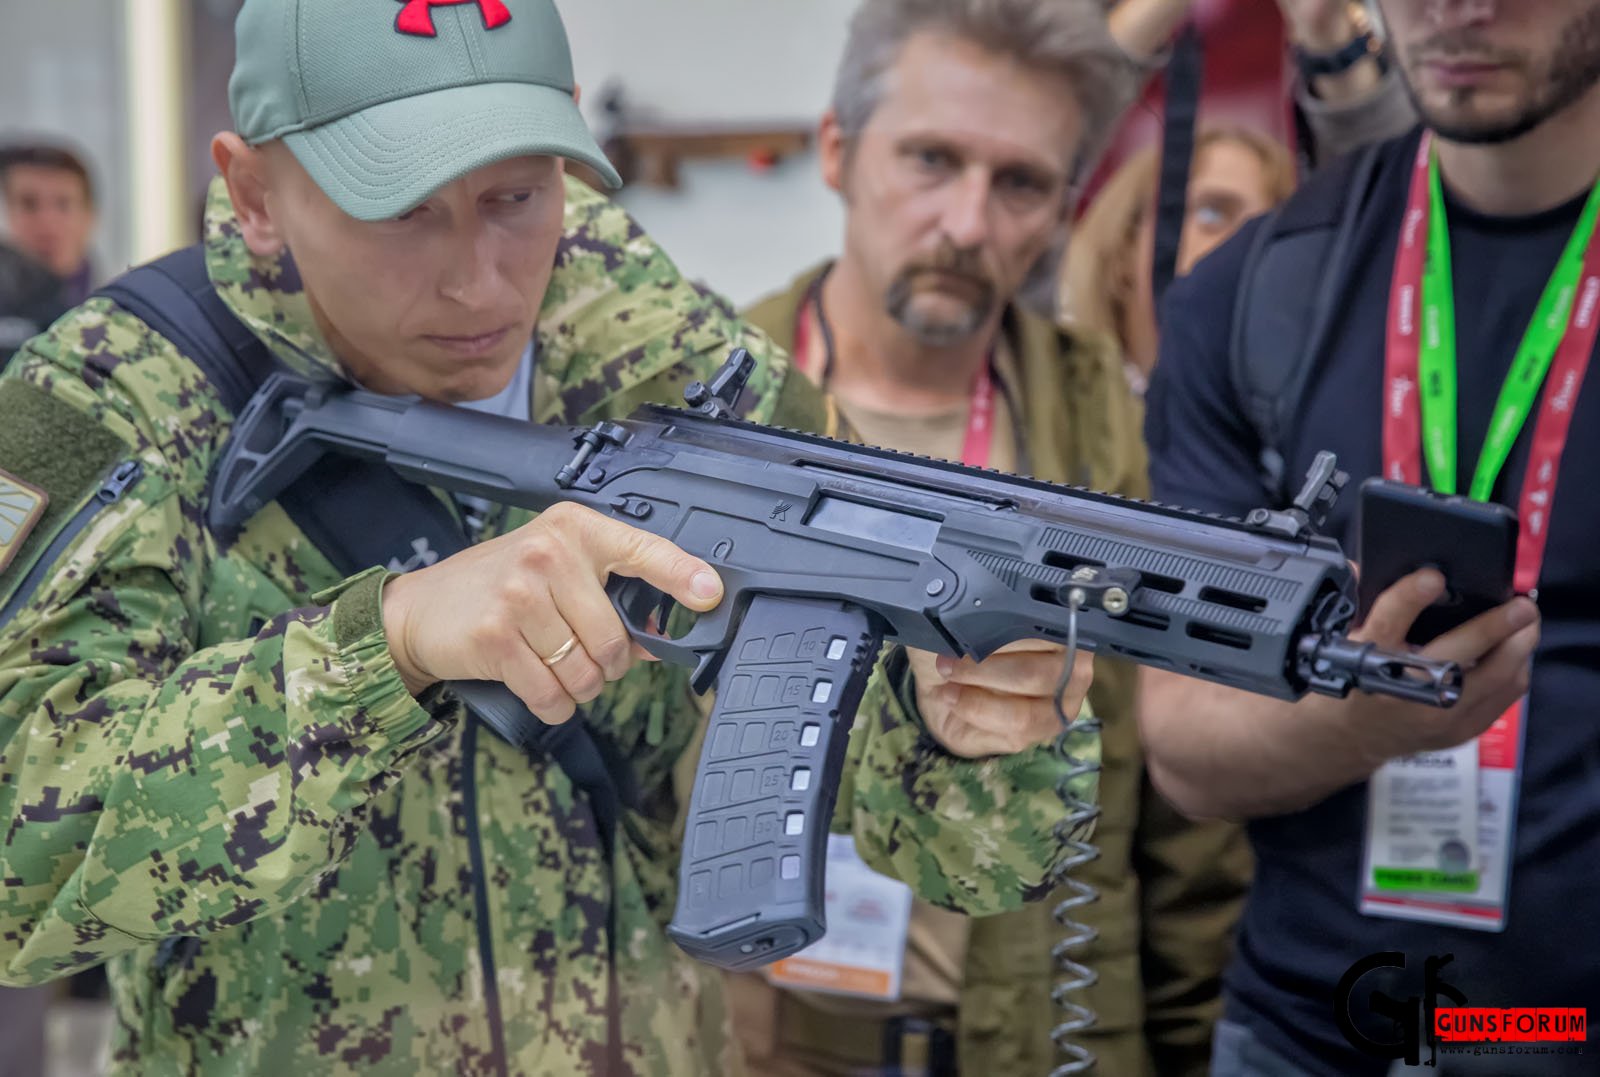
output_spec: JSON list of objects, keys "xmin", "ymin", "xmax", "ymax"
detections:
[
  {"xmin": 95, "ymin": 246, "xmax": 631, "ymax": 853},
  {"xmin": 94, "ymin": 246, "xmax": 279, "ymax": 415},
  {"xmin": 1151, "ymin": 24, "xmax": 1204, "ymax": 309},
  {"xmin": 1229, "ymin": 141, "xmax": 1384, "ymax": 503},
  {"xmin": 92, "ymin": 246, "xmax": 476, "ymax": 572}
]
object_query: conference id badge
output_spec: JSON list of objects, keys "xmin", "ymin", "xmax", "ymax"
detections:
[
  {"xmin": 764, "ymin": 833, "xmax": 914, "ymax": 1001},
  {"xmin": 1360, "ymin": 699, "xmax": 1526, "ymax": 932}
]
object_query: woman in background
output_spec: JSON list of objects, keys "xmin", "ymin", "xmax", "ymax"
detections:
[
  {"xmin": 1062, "ymin": 126, "xmax": 1296, "ymax": 394},
  {"xmin": 1081, "ymin": 0, "xmax": 1418, "ymax": 392}
]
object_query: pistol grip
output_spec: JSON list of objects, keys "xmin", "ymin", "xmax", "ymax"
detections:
[
  {"xmin": 667, "ymin": 595, "xmax": 883, "ymax": 971},
  {"xmin": 449, "ymin": 680, "xmax": 570, "ymax": 752}
]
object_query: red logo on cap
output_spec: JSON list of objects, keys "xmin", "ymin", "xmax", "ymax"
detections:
[{"xmin": 396, "ymin": 0, "xmax": 512, "ymax": 37}]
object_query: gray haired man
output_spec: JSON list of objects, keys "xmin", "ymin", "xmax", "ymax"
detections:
[{"xmin": 735, "ymin": 2, "xmax": 1253, "ymax": 1074}]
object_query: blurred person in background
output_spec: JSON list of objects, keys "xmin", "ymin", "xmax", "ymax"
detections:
[
  {"xmin": 735, "ymin": 2, "xmax": 1248, "ymax": 1074},
  {"xmin": 1069, "ymin": 0, "xmax": 1426, "ymax": 395},
  {"xmin": 1142, "ymin": 0, "xmax": 1600, "ymax": 1072},
  {"xmin": 1062, "ymin": 125, "xmax": 1296, "ymax": 393},
  {"xmin": 1108, "ymin": 0, "xmax": 1419, "ymax": 166},
  {"xmin": 0, "ymin": 240, "xmax": 69, "ymax": 367},
  {"xmin": 0, "ymin": 144, "xmax": 99, "ymax": 305}
]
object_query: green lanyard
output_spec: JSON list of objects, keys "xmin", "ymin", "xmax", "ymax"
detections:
[{"xmin": 1418, "ymin": 154, "xmax": 1600, "ymax": 500}]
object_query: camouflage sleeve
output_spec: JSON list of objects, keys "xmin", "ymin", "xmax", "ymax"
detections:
[
  {"xmin": 0, "ymin": 318, "xmax": 448, "ymax": 986},
  {"xmin": 832, "ymin": 647, "xmax": 1099, "ymax": 916},
  {"xmin": 535, "ymin": 177, "xmax": 826, "ymax": 434}
]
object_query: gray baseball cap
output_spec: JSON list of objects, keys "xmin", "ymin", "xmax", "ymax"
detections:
[{"xmin": 228, "ymin": 0, "xmax": 621, "ymax": 222}]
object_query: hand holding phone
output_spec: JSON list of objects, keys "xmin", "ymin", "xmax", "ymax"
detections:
[{"xmin": 1356, "ymin": 479, "xmax": 1519, "ymax": 647}]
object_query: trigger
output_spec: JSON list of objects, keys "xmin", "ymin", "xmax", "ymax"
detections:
[
  {"xmin": 650, "ymin": 592, "xmax": 679, "ymax": 636},
  {"xmin": 605, "ymin": 576, "xmax": 684, "ymax": 668}
]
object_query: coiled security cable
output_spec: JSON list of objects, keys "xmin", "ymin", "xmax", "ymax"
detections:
[{"xmin": 1048, "ymin": 595, "xmax": 1101, "ymax": 1076}]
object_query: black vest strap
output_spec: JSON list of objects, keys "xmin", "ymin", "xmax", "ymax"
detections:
[
  {"xmin": 96, "ymin": 247, "xmax": 279, "ymax": 414},
  {"xmin": 1228, "ymin": 140, "xmax": 1386, "ymax": 503},
  {"xmin": 1152, "ymin": 23, "xmax": 1205, "ymax": 308}
]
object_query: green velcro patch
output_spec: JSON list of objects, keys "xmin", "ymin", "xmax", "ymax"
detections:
[
  {"xmin": 331, "ymin": 568, "xmax": 392, "ymax": 649},
  {"xmin": 0, "ymin": 379, "xmax": 130, "ymax": 589}
]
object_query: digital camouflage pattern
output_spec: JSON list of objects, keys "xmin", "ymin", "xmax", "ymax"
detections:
[{"xmin": 0, "ymin": 175, "xmax": 1099, "ymax": 1076}]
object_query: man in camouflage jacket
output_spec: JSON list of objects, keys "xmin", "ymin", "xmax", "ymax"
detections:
[{"xmin": 0, "ymin": 2, "xmax": 1098, "ymax": 1074}]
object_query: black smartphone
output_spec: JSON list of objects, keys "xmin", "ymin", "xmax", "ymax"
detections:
[{"xmin": 1356, "ymin": 478, "xmax": 1519, "ymax": 646}]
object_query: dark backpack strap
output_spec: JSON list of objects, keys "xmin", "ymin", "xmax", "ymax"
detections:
[
  {"xmin": 1152, "ymin": 23, "xmax": 1205, "ymax": 308},
  {"xmin": 95, "ymin": 246, "xmax": 631, "ymax": 856},
  {"xmin": 94, "ymin": 247, "xmax": 487, "ymax": 580},
  {"xmin": 456, "ymin": 681, "xmax": 634, "ymax": 859},
  {"xmin": 1229, "ymin": 141, "xmax": 1384, "ymax": 504},
  {"xmin": 274, "ymin": 455, "xmax": 474, "ymax": 575},
  {"xmin": 88, "ymin": 248, "xmax": 447, "ymax": 571},
  {"xmin": 94, "ymin": 246, "xmax": 279, "ymax": 415}
]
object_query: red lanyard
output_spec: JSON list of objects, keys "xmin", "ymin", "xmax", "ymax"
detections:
[
  {"xmin": 794, "ymin": 294, "xmax": 1000, "ymax": 470},
  {"xmin": 1385, "ymin": 133, "xmax": 1600, "ymax": 592}
]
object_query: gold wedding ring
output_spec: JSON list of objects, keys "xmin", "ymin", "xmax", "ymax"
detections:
[{"xmin": 542, "ymin": 635, "xmax": 580, "ymax": 666}]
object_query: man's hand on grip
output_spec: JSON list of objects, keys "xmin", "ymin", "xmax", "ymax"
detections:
[{"xmin": 380, "ymin": 502, "xmax": 724, "ymax": 722}]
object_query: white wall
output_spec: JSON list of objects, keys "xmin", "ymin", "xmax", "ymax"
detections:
[
  {"xmin": 0, "ymin": 0, "xmax": 131, "ymax": 280},
  {"xmin": 562, "ymin": 0, "xmax": 858, "ymax": 308},
  {"xmin": 0, "ymin": 0, "xmax": 862, "ymax": 306},
  {"xmin": 564, "ymin": 1, "xmax": 858, "ymax": 122}
]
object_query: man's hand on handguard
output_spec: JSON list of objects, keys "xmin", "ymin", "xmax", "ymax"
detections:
[
  {"xmin": 380, "ymin": 502, "xmax": 724, "ymax": 722},
  {"xmin": 1346, "ymin": 567, "xmax": 1541, "ymax": 766},
  {"xmin": 908, "ymin": 641, "xmax": 1094, "ymax": 759}
]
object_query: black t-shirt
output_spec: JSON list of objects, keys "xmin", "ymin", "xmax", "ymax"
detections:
[{"xmin": 1146, "ymin": 128, "xmax": 1600, "ymax": 1075}]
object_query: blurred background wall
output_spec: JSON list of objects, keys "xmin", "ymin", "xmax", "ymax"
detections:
[
  {"xmin": 563, "ymin": 0, "xmax": 857, "ymax": 306},
  {"xmin": 0, "ymin": 0, "xmax": 1289, "ymax": 311},
  {"xmin": 0, "ymin": 0, "xmax": 132, "ymax": 274},
  {"xmin": 5, "ymin": 0, "xmax": 864, "ymax": 308}
]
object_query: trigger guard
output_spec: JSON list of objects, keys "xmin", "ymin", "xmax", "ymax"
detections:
[
  {"xmin": 604, "ymin": 576, "xmax": 739, "ymax": 690},
  {"xmin": 606, "ymin": 576, "xmax": 667, "ymax": 636}
]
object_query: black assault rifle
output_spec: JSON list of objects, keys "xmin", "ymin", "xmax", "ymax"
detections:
[{"xmin": 208, "ymin": 349, "xmax": 1460, "ymax": 973}]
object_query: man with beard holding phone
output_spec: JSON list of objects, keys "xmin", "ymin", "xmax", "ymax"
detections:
[{"xmin": 1142, "ymin": 1, "xmax": 1600, "ymax": 1073}]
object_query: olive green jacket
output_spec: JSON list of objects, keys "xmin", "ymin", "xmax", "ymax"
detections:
[
  {"xmin": 743, "ymin": 265, "xmax": 1253, "ymax": 1077},
  {"xmin": 0, "ymin": 183, "xmax": 1097, "ymax": 1076}
]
